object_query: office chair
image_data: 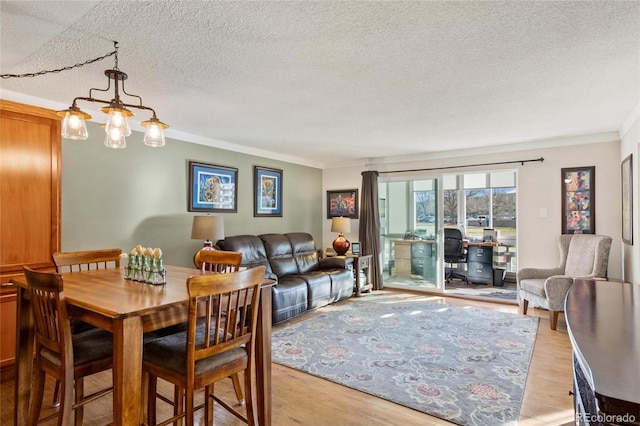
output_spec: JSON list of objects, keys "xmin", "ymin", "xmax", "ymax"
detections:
[{"xmin": 444, "ymin": 228, "xmax": 468, "ymax": 284}]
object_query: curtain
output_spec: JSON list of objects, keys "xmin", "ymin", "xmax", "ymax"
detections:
[{"xmin": 359, "ymin": 171, "xmax": 383, "ymax": 290}]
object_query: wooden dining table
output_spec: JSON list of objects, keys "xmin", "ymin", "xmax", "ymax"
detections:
[{"xmin": 13, "ymin": 264, "xmax": 274, "ymax": 425}]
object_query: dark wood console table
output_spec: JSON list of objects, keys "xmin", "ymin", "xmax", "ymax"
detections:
[{"xmin": 565, "ymin": 279, "xmax": 640, "ymax": 425}]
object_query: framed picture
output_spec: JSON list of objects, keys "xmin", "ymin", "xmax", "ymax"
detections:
[
  {"xmin": 327, "ymin": 189, "xmax": 359, "ymax": 219},
  {"xmin": 561, "ymin": 166, "xmax": 595, "ymax": 234},
  {"xmin": 188, "ymin": 161, "xmax": 237, "ymax": 213},
  {"xmin": 254, "ymin": 166, "xmax": 283, "ymax": 217},
  {"xmin": 621, "ymin": 154, "xmax": 633, "ymax": 244},
  {"xmin": 351, "ymin": 242, "xmax": 361, "ymax": 255}
]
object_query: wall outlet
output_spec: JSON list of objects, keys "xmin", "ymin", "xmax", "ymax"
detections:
[{"xmin": 539, "ymin": 208, "xmax": 548, "ymax": 218}]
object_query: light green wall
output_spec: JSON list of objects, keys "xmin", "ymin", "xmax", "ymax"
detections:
[{"xmin": 61, "ymin": 122, "xmax": 322, "ymax": 267}]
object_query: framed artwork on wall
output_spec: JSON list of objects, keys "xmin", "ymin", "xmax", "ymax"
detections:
[
  {"xmin": 188, "ymin": 161, "xmax": 238, "ymax": 213},
  {"xmin": 621, "ymin": 154, "xmax": 633, "ymax": 244},
  {"xmin": 327, "ymin": 189, "xmax": 359, "ymax": 219},
  {"xmin": 254, "ymin": 166, "xmax": 283, "ymax": 217},
  {"xmin": 561, "ymin": 166, "xmax": 595, "ymax": 234}
]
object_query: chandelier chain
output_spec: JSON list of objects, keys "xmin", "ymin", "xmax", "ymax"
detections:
[{"xmin": 0, "ymin": 49, "xmax": 117, "ymax": 80}]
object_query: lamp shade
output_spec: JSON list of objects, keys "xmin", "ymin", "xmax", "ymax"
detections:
[
  {"xmin": 191, "ymin": 216, "xmax": 224, "ymax": 245},
  {"xmin": 331, "ymin": 217, "xmax": 351, "ymax": 234}
]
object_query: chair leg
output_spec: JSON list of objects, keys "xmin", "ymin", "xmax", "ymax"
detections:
[
  {"xmin": 28, "ymin": 368, "xmax": 46, "ymax": 426},
  {"xmin": 231, "ymin": 373, "xmax": 245, "ymax": 405},
  {"xmin": 175, "ymin": 386, "xmax": 184, "ymax": 426},
  {"xmin": 204, "ymin": 384, "xmax": 214, "ymax": 426},
  {"xmin": 75, "ymin": 377, "xmax": 84, "ymax": 426},
  {"xmin": 185, "ymin": 385, "xmax": 195, "ymax": 426},
  {"xmin": 550, "ymin": 310, "xmax": 559, "ymax": 330},
  {"xmin": 244, "ymin": 366, "xmax": 257, "ymax": 426},
  {"xmin": 52, "ymin": 379, "xmax": 61, "ymax": 407},
  {"xmin": 147, "ymin": 374, "xmax": 157, "ymax": 426},
  {"xmin": 521, "ymin": 299, "xmax": 529, "ymax": 315}
]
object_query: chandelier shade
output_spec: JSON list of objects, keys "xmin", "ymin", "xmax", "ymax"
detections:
[{"xmin": 59, "ymin": 106, "xmax": 92, "ymax": 140}]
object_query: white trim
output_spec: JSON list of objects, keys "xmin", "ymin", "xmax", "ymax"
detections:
[
  {"xmin": 0, "ymin": 90, "xmax": 324, "ymax": 169},
  {"xmin": 620, "ymin": 101, "xmax": 640, "ymax": 139}
]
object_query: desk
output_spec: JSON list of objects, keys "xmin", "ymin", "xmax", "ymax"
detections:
[
  {"xmin": 13, "ymin": 265, "xmax": 274, "ymax": 425},
  {"xmin": 565, "ymin": 279, "xmax": 640, "ymax": 424}
]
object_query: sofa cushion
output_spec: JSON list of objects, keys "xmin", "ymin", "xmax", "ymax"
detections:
[
  {"xmin": 271, "ymin": 276, "xmax": 308, "ymax": 325},
  {"xmin": 325, "ymin": 269, "xmax": 355, "ymax": 302},
  {"xmin": 286, "ymin": 232, "xmax": 320, "ymax": 274},
  {"xmin": 519, "ymin": 278, "xmax": 547, "ymax": 298},
  {"xmin": 260, "ymin": 234, "xmax": 299, "ymax": 277},
  {"xmin": 296, "ymin": 271, "xmax": 332, "ymax": 309},
  {"xmin": 216, "ymin": 235, "xmax": 273, "ymax": 274}
]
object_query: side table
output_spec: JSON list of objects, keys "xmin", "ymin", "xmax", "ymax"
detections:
[{"xmin": 351, "ymin": 254, "xmax": 373, "ymax": 297}]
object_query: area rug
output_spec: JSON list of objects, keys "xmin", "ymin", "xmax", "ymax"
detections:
[
  {"xmin": 272, "ymin": 295, "xmax": 538, "ymax": 425},
  {"xmin": 445, "ymin": 282, "xmax": 518, "ymax": 302}
]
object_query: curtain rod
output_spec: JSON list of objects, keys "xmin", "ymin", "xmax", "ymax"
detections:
[{"xmin": 378, "ymin": 157, "xmax": 544, "ymax": 174}]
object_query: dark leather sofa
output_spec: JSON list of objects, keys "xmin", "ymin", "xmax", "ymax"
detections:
[{"xmin": 216, "ymin": 232, "xmax": 354, "ymax": 325}]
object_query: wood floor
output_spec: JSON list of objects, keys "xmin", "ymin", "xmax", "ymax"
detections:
[{"xmin": 1, "ymin": 289, "xmax": 575, "ymax": 425}]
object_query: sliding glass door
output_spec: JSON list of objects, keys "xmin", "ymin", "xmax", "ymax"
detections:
[
  {"xmin": 379, "ymin": 169, "xmax": 518, "ymax": 292},
  {"xmin": 379, "ymin": 177, "xmax": 444, "ymax": 292}
]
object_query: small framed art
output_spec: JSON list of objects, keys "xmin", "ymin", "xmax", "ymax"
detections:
[
  {"xmin": 254, "ymin": 166, "xmax": 283, "ymax": 217},
  {"xmin": 561, "ymin": 166, "xmax": 595, "ymax": 234},
  {"xmin": 327, "ymin": 189, "xmax": 359, "ymax": 219},
  {"xmin": 188, "ymin": 161, "xmax": 238, "ymax": 213},
  {"xmin": 351, "ymin": 242, "xmax": 361, "ymax": 255}
]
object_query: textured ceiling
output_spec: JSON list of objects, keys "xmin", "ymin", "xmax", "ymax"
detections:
[{"xmin": 1, "ymin": 1, "xmax": 639, "ymax": 168}]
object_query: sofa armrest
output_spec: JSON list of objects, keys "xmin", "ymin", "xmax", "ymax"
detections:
[{"xmin": 318, "ymin": 256, "xmax": 353, "ymax": 270}]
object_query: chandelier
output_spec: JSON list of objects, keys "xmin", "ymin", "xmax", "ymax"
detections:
[{"xmin": 56, "ymin": 42, "xmax": 168, "ymax": 149}]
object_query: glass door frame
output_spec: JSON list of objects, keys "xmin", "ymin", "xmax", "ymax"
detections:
[{"xmin": 379, "ymin": 173, "xmax": 446, "ymax": 294}]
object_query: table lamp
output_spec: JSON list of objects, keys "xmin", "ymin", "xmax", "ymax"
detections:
[
  {"xmin": 331, "ymin": 216, "xmax": 351, "ymax": 256},
  {"xmin": 191, "ymin": 215, "xmax": 224, "ymax": 249}
]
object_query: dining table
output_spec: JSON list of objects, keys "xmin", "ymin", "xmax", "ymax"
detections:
[{"xmin": 13, "ymin": 264, "xmax": 274, "ymax": 425}]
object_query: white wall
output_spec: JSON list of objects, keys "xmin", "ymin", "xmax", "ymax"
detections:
[
  {"xmin": 620, "ymin": 113, "xmax": 639, "ymax": 283},
  {"xmin": 323, "ymin": 134, "xmax": 624, "ymax": 280}
]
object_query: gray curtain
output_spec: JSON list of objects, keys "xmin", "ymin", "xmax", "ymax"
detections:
[{"xmin": 359, "ymin": 171, "xmax": 383, "ymax": 290}]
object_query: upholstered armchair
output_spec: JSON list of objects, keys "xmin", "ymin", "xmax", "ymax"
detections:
[{"xmin": 517, "ymin": 234, "xmax": 612, "ymax": 330}]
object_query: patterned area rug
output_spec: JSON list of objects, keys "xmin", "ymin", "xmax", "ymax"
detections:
[{"xmin": 272, "ymin": 295, "xmax": 538, "ymax": 425}]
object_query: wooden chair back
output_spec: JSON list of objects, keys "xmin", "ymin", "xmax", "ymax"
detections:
[
  {"xmin": 23, "ymin": 266, "xmax": 113, "ymax": 425},
  {"xmin": 194, "ymin": 249, "xmax": 242, "ymax": 273},
  {"xmin": 53, "ymin": 248, "xmax": 122, "ymax": 273},
  {"xmin": 23, "ymin": 267, "xmax": 72, "ymax": 368},
  {"xmin": 186, "ymin": 266, "xmax": 265, "ymax": 374}
]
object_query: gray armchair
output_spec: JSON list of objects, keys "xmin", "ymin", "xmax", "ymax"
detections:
[{"xmin": 517, "ymin": 234, "xmax": 612, "ymax": 330}]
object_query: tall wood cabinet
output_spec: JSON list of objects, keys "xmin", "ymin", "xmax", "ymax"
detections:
[{"xmin": 0, "ymin": 100, "xmax": 61, "ymax": 380}]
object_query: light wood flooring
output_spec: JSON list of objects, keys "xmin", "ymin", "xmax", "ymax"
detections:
[{"xmin": 1, "ymin": 289, "xmax": 575, "ymax": 425}]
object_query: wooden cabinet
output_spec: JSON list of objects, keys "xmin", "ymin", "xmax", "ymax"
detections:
[{"xmin": 0, "ymin": 100, "xmax": 61, "ymax": 380}]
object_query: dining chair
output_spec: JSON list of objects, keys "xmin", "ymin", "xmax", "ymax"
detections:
[
  {"xmin": 191, "ymin": 249, "xmax": 246, "ymax": 405},
  {"xmin": 52, "ymin": 248, "xmax": 123, "ymax": 273},
  {"xmin": 143, "ymin": 266, "xmax": 266, "ymax": 426},
  {"xmin": 50, "ymin": 248, "xmax": 121, "ymax": 406},
  {"xmin": 23, "ymin": 266, "xmax": 114, "ymax": 426},
  {"xmin": 194, "ymin": 249, "xmax": 242, "ymax": 273}
]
